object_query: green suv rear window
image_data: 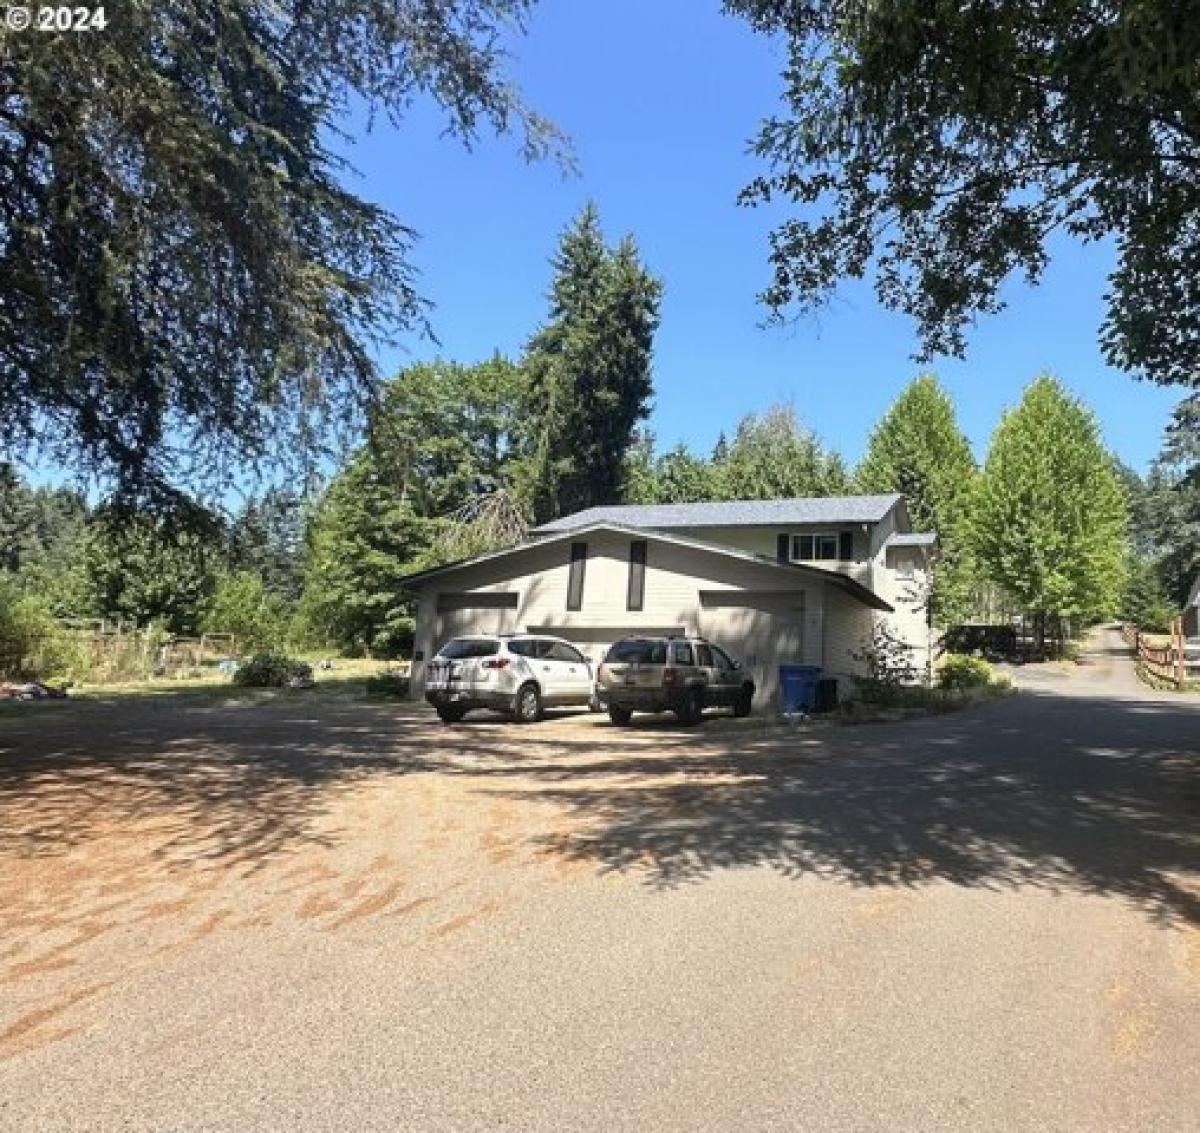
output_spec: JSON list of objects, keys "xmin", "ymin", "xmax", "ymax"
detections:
[{"xmin": 605, "ymin": 639, "xmax": 667, "ymax": 664}]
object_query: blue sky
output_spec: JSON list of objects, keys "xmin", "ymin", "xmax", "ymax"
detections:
[{"xmin": 346, "ymin": 0, "xmax": 1178, "ymax": 472}]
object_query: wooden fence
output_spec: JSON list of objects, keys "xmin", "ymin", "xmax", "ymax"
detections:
[
  {"xmin": 0, "ymin": 628, "xmax": 239, "ymax": 683},
  {"xmin": 1120, "ymin": 619, "xmax": 1193, "ymax": 688}
]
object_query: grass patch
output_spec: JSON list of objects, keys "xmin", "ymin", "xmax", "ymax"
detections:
[
  {"xmin": 0, "ymin": 656, "xmax": 402, "ymax": 717},
  {"xmin": 837, "ymin": 680, "xmax": 1016, "ymax": 725},
  {"xmin": 363, "ymin": 670, "xmax": 411, "ymax": 698}
]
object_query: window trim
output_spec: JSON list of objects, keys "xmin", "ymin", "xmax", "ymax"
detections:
[
  {"xmin": 627, "ymin": 539, "xmax": 647, "ymax": 611},
  {"xmin": 710, "ymin": 644, "xmax": 737, "ymax": 671},
  {"xmin": 546, "ymin": 640, "xmax": 587, "ymax": 665},
  {"xmin": 670, "ymin": 640, "xmax": 695, "ymax": 665},
  {"xmin": 566, "ymin": 542, "xmax": 587, "ymax": 611},
  {"xmin": 791, "ymin": 531, "xmax": 852, "ymax": 562}
]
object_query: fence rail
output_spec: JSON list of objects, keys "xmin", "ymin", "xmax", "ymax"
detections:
[
  {"xmin": 1121, "ymin": 620, "xmax": 1192, "ymax": 688},
  {"xmin": 0, "ymin": 628, "xmax": 239, "ymax": 683}
]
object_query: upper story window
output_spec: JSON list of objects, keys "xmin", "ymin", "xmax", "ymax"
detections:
[{"xmin": 791, "ymin": 531, "xmax": 853, "ymax": 562}]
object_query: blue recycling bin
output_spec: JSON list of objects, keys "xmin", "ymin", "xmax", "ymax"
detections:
[{"xmin": 779, "ymin": 664, "xmax": 822, "ymax": 714}]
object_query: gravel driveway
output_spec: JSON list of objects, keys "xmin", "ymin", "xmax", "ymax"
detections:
[{"xmin": 1, "ymin": 631, "xmax": 1197, "ymax": 1130}]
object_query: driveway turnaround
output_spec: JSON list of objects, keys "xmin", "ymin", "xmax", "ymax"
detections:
[{"xmin": 0, "ymin": 631, "xmax": 1197, "ymax": 1130}]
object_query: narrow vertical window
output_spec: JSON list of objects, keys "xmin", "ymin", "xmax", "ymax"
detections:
[
  {"xmin": 627, "ymin": 540, "xmax": 647, "ymax": 611},
  {"xmin": 566, "ymin": 542, "xmax": 587, "ymax": 611},
  {"xmin": 776, "ymin": 533, "xmax": 790, "ymax": 562},
  {"xmin": 839, "ymin": 531, "xmax": 854, "ymax": 560}
]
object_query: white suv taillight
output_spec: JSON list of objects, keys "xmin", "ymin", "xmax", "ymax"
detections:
[{"xmin": 482, "ymin": 657, "xmax": 511, "ymax": 670}]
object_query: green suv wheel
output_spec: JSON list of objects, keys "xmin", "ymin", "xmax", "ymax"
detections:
[
  {"xmin": 675, "ymin": 687, "xmax": 704, "ymax": 727},
  {"xmin": 608, "ymin": 704, "xmax": 633, "ymax": 726},
  {"xmin": 733, "ymin": 686, "xmax": 753, "ymax": 718}
]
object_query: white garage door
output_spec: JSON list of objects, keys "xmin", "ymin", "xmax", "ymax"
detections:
[
  {"xmin": 697, "ymin": 591, "xmax": 806, "ymax": 705},
  {"xmin": 435, "ymin": 593, "xmax": 518, "ymax": 643}
]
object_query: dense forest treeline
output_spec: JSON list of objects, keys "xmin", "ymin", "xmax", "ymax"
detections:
[
  {"xmin": 1, "ymin": 371, "xmax": 1193, "ymax": 667},
  {"xmin": 0, "ymin": 204, "xmax": 1196, "ymax": 672}
]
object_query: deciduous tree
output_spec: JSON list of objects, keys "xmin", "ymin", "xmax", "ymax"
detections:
[
  {"xmin": 69, "ymin": 506, "xmax": 226, "ymax": 633},
  {"xmin": 728, "ymin": 1, "xmax": 1200, "ymax": 386},
  {"xmin": 974, "ymin": 376, "xmax": 1128, "ymax": 648},
  {"xmin": 856, "ymin": 376, "xmax": 978, "ymax": 624},
  {"xmin": 302, "ymin": 357, "xmax": 528, "ymax": 653}
]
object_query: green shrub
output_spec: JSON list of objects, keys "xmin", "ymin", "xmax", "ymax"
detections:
[
  {"xmin": 232, "ymin": 652, "xmax": 313, "ymax": 688},
  {"xmin": 937, "ymin": 653, "xmax": 993, "ymax": 690},
  {"xmin": 850, "ymin": 623, "xmax": 922, "ymax": 704},
  {"xmin": 0, "ymin": 579, "xmax": 84, "ymax": 679},
  {"xmin": 364, "ymin": 670, "xmax": 410, "ymax": 698}
]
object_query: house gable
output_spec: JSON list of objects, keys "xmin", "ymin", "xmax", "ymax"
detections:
[{"xmin": 400, "ymin": 522, "xmax": 891, "ymax": 613}]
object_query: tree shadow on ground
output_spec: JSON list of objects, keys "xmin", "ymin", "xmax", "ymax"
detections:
[
  {"xmin": 0, "ymin": 696, "xmax": 693, "ymax": 868},
  {"xmin": 481, "ymin": 691, "xmax": 1200, "ymax": 925},
  {"xmin": 1, "ymin": 688, "xmax": 1196, "ymax": 926}
]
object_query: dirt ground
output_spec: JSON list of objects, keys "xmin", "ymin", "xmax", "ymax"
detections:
[
  {"xmin": 0, "ymin": 695, "xmax": 759, "ymax": 1061},
  {"xmin": 0, "ymin": 654, "xmax": 1197, "ymax": 1129}
]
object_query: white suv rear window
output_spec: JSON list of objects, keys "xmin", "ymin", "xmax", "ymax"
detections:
[{"xmin": 438, "ymin": 638, "xmax": 499, "ymax": 659}]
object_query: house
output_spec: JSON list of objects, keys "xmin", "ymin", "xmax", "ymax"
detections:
[{"xmin": 401, "ymin": 494, "xmax": 936, "ymax": 707}]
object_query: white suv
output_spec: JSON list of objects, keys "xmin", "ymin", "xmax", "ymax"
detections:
[{"xmin": 425, "ymin": 634, "xmax": 597, "ymax": 724}]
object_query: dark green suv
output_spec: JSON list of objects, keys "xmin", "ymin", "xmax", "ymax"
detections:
[{"xmin": 596, "ymin": 635, "xmax": 755, "ymax": 726}]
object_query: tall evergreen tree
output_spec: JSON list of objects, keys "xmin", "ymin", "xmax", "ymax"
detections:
[
  {"xmin": 0, "ymin": 464, "xmax": 37, "ymax": 574},
  {"xmin": 2, "ymin": 1, "xmax": 562, "ymax": 499},
  {"xmin": 229, "ymin": 488, "xmax": 308, "ymax": 601},
  {"xmin": 523, "ymin": 204, "xmax": 662, "ymax": 521},
  {"xmin": 301, "ymin": 454, "xmax": 439, "ymax": 655},
  {"xmin": 975, "ymin": 376, "xmax": 1128, "ymax": 648},
  {"xmin": 0, "ymin": 463, "xmax": 87, "ymax": 592},
  {"xmin": 856, "ymin": 376, "xmax": 979, "ymax": 625}
]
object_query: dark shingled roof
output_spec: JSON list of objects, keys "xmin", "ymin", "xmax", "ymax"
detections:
[{"xmin": 531, "ymin": 494, "xmax": 904, "ymax": 534}]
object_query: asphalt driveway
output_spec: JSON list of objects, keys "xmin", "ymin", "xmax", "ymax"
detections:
[{"xmin": 0, "ymin": 630, "xmax": 1196, "ymax": 1130}]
